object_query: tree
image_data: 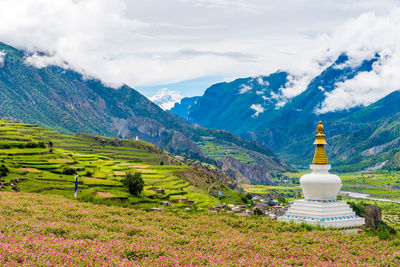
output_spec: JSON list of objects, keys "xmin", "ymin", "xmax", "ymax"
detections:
[
  {"xmin": 123, "ymin": 172, "xmax": 144, "ymax": 196},
  {"xmin": 63, "ymin": 167, "xmax": 76, "ymax": 175},
  {"xmin": 0, "ymin": 164, "xmax": 9, "ymax": 177},
  {"xmin": 48, "ymin": 140, "xmax": 53, "ymax": 153},
  {"xmin": 253, "ymin": 208, "xmax": 264, "ymax": 216}
]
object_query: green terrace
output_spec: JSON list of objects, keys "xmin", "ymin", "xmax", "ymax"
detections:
[
  {"xmin": 195, "ymin": 136, "xmax": 255, "ymax": 164},
  {"xmin": 0, "ymin": 121, "xmax": 242, "ymax": 209}
]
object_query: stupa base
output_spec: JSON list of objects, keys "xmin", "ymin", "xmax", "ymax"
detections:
[{"xmin": 278, "ymin": 199, "xmax": 365, "ymax": 232}]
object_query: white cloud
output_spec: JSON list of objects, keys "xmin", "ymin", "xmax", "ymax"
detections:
[
  {"xmin": 25, "ymin": 53, "xmax": 69, "ymax": 69},
  {"xmin": 0, "ymin": 51, "xmax": 5, "ymax": 67},
  {"xmin": 181, "ymin": 0, "xmax": 258, "ymax": 13},
  {"xmin": 256, "ymin": 77, "xmax": 269, "ymax": 87},
  {"xmin": 313, "ymin": 10, "xmax": 400, "ymax": 113},
  {"xmin": 0, "ymin": 0, "xmax": 398, "ymax": 99},
  {"xmin": 239, "ymin": 84, "xmax": 252, "ymax": 94},
  {"xmin": 250, "ymin": 104, "xmax": 264, "ymax": 117},
  {"xmin": 317, "ymin": 50, "xmax": 400, "ymax": 113},
  {"xmin": 149, "ymin": 88, "xmax": 183, "ymax": 110}
]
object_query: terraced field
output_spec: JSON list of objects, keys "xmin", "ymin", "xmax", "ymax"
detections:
[
  {"xmin": 0, "ymin": 121, "xmax": 241, "ymax": 209},
  {"xmin": 195, "ymin": 136, "xmax": 256, "ymax": 164}
]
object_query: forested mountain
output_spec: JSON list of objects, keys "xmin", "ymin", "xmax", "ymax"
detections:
[
  {"xmin": 170, "ymin": 54, "xmax": 400, "ymax": 171},
  {"xmin": 0, "ymin": 42, "xmax": 288, "ymax": 184}
]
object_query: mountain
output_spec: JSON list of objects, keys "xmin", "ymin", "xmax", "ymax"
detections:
[
  {"xmin": 169, "ymin": 96, "xmax": 199, "ymax": 119},
  {"xmin": 0, "ymin": 42, "xmax": 289, "ymax": 184},
  {"xmin": 170, "ymin": 53, "xmax": 400, "ymax": 171},
  {"xmin": 149, "ymin": 88, "xmax": 183, "ymax": 110}
]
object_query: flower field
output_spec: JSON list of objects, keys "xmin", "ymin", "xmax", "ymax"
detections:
[{"xmin": 0, "ymin": 192, "xmax": 399, "ymax": 266}]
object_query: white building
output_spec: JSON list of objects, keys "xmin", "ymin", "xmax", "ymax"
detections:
[{"xmin": 278, "ymin": 122, "xmax": 365, "ymax": 232}]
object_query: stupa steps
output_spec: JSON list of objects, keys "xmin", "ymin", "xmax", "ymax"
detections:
[{"xmin": 286, "ymin": 210, "xmax": 356, "ymax": 217}]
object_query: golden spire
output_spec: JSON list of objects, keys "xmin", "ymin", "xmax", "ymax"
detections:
[{"xmin": 312, "ymin": 121, "xmax": 328, "ymax": 165}]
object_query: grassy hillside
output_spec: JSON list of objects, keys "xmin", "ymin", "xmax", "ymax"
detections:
[
  {"xmin": 1, "ymin": 192, "xmax": 399, "ymax": 265},
  {"xmin": 0, "ymin": 120, "xmax": 242, "ymax": 209}
]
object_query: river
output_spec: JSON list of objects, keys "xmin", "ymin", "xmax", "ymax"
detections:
[{"xmin": 340, "ymin": 191, "xmax": 400, "ymax": 204}]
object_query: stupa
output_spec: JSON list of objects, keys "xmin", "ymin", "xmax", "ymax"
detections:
[{"xmin": 278, "ymin": 121, "xmax": 365, "ymax": 232}]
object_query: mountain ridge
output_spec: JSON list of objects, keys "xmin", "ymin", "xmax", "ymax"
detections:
[
  {"xmin": 169, "ymin": 53, "xmax": 400, "ymax": 171},
  {"xmin": 0, "ymin": 41, "xmax": 289, "ymax": 184}
]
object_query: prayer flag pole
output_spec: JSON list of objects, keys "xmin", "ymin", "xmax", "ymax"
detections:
[{"xmin": 74, "ymin": 174, "xmax": 78, "ymax": 200}]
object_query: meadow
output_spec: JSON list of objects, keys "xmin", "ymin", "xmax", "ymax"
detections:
[{"xmin": 0, "ymin": 192, "xmax": 399, "ymax": 266}]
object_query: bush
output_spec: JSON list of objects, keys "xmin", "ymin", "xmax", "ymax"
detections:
[
  {"xmin": 253, "ymin": 208, "xmax": 264, "ymax": 216},
  {"xmin": 63, "ymin": 167, "xmax": 77, "ymax": 175},
  {"xmin": 25, "ymin": 142, "xmax": 38, "ymax": 148},
  {"xmin": 348, "ymin": 201, "xmax": 366, "ymax": 217},
  {"xmin": 375, "ymin": 221, "xmax": 396, "ymax": 240},
  {"xmin": 122, "ymin": 172, "xmax": 144, "ymax": 196},
  {"xmin": 0, "ymin": 164, "xmax": 9, "ymax": 177}
]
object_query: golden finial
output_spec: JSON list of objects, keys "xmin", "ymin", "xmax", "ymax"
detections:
[
  {"xmin": 317, "ymin": 121, "xmax": 324, "ymax": 134},
  {"xmin": 312, "ymin": 121, "xmax": 328, "ymax": 164}
]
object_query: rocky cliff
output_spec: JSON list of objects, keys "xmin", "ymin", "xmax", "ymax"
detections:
[{"xmin": 219, "ymin": 156, "xmax": 275, "ymax": 185}]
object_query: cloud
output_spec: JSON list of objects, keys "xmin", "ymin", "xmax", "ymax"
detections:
[
  {"xmin": 25, "ymin": 52, "xmax": 69, "ymax": 69},
  {"xmin": 180, "ymin": 0, "xmax": 258, "ymax": 13},
  {"xmin": 313, "ymin": 10, "xmax": 400, "ymax": 113},
  {"xmin": 0, "ymin": 0, "xmax": 398, "ymax": 98},
  {"xmin": 149, "ymin": 88, "xmax": 183, "ymax": 110},
  {"xmin": 239, "ymin": 84, "xmax": 252, "ymax": 94},
  {"xmin": 256, "ymin": 77, "xmax": 269, "ymax": 87},
  {"xmin": 0, "ymin": 51, "xmax": 5, "ymax": 67},
  {"xmin": 317, "ymin": 49, "xmax": 400, "ymax": 113},
  {"xmin": 250, "ymin": 104, "xmax": 264, "ymax": 117},
  {"xmin": 164, "ymin": 49, "xmax": 257, "ymax": 62}
]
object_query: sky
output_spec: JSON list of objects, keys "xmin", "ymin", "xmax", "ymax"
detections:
[{"xmin": 0, "ymin": 0, "xmax": 399, "ymax": 112}]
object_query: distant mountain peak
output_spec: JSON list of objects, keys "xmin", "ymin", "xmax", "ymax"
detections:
[{"xmin": 150, "ymin": 88, "xmax": 183, "ymax": 110}]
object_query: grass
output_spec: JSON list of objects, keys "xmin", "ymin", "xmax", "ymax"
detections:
[
  {"xmin": 0, "ymin": 192, "xmax": 399, "ymax": 265},
  {"xmin": 0, "ymin": 120, "xmax": 242, "ymax": 209}
]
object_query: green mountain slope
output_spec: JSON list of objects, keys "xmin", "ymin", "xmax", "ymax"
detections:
[
  {"xmin": 169, "ymin": 53, "xmax": 400, "ymax": 171},
  {"xmin": 0, "ymin": 120, "xmax": 245, "ymax": 208}
]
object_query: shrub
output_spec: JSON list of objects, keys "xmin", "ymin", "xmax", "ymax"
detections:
[
  {"xmin": 0, "ymin": 164, "xmax": 9, "ymax": 177},
  {"xmin": 48, "ymin": 140, "xmax": 53, "ymax": 153},
  {"xmin": 348, "ymin": 201, "xmax": 366, "ymax": 216},
  {"xmin": 122, "ymin": 172, "xmax": 144, "ymax": 196},
  {"xmin": 62, "ymin": 167, "xmax": 77, "ymax": 175},
  {"xmin": 253, "ymin": 208, "xmax": 264, "ymax": 216},
  {"xmin": 375, "ymin": 221, "xmax": 396, "ymax": 240},
  {"xmin": 38, "ymin": 142, "xmax": 46, "ymax": 148},
  {"xmin": 85, "ymin": 171, "xmax": 93, "ymax": 177},
  {"xmin": 25, "ymin": 142, "xmax": 38, "ymax": 148}
]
